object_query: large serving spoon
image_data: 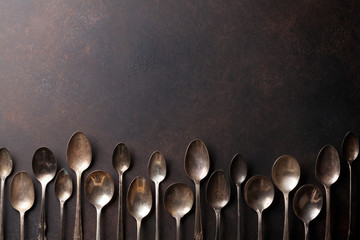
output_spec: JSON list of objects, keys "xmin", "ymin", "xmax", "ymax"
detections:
[
  {"xmin": 112, "ymin": 143, "xmax": 130, "ymax": 240},
  {"xmin": 127, "ymin": 176, "xmax": 152, "ymax": 240},
  {"xmin": 229, "ymin": 153, "xmax": 247, "ymax": 240},
  {"xmin": 32, "ymin": 147, "xmax": 57, "ymax": 240},
  {"xmin": 148, "ymin": 151, "xmax": 167, "ymax": 240},
  {"xmin": 0, "ymin": 148, "xmax": 12, "ymax": 240},
  {"xmin": 55, "ymin": 169, "xmax": 73, "ymax": 240},
  {"xmin": 315, "ymin": 145, "xmax": 340, "ymax": 240},
  {"xmin": 184, "ymin": 139, "xmax": 210, "ymax": 240},
  {"xmin": 85, "ymin": 171, "xmax": 114, "ymax": 240},
  {"xmin": 67, "ymin": 132, "xmax": 92, "ymax": 240},
  {"xmin": 206, "ymin": 170, "xmax": 231, "ymax": 240},
  {"xmin": 10, "ymin": 172, "xmax": 35, "ymax": 240},
  {"xmin": 272, "ymin": 155, "xmax": 300, "ymax": 240},
  {"xmin": 164, "ymin": 183, "xmax": 194, "ymax": 240},
  {"xmin": 341, "ymin": 131, "xmax": 359, "ymax": 240},
  {"xmin": 293, "ymin": 184, "xmax": 323, "ymax": 240},
  {"xmin": 244, "ymin": 175, "xmax": 274, "ymax": 240}
]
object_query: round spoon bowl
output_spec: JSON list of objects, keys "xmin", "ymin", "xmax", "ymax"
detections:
[
  {"xmin": 67, "ymin": 132, "xmax": 92, "ymax": 173},
  {"xmin": 164, "ymin": 183, "xmax": 194, "ymax": 219},
  {"xmin": 127, "ymin": 176, "xmax": 152, "ymax": 220},
  {"xmin": 315, "ymin": 145, "xmax": 340, "ymax": 188},
  {"xmin": 85, "ymin": 171, "xmax": 114, "ymax": 209},
  {"xmin": 32, "ymin": 147, "xmax": 57, "ymax": 185},
  {"xmin": 342, "ymin": 131, "xmax": 359, "ymax": 164},
  {"xmin": 112, "ymin": 143, "xmax": 130, "ymax": 174},
  {"xmin": 244, "ymin": 175, "xmax": 274, "ymax": 212},
  {"xmin": 148, "ymin": 151, "xmax": 166, "ymax": 183},
  {"xmin": 293, "ymin": 184, "xmax": 323, "ymax": 223},
  {"xmin": 230, "ymin": 153, "xmax": 247, "ymax": 186},
  {"xmin": 206, "ymin": 170, "xmax": 230, "ymax": 210},
  {"xmin": 10, "ymin": 172, "xmax": 35, "ymax": 213},
  {"xmin": 184, "ymin": 139, "xmax": 210, "ymax": 183},
  {"xmin": 55, "ymin": 169, "xmax": 73, "ymax": 203},
  {"xmin": 0, "ymin": 148, "xmax": 12, "ymax": 179},
  {"xmin": 272, "ymin": 155, "xmax": 300, "ymax": 193}
]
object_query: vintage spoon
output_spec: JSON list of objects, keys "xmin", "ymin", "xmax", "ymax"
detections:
[
  {"xmin": 67, "ymin": 132, "xmax": 92, "ymax": 240},
  {"xmin": 127, "ymin": 176, "xmax": 152, "ymax": 240},
  {"xmin": 341, "ymin": 131, "xmax": 359, "ymax": 240},
  {"xmin": 293, "ymin": 184, "xmax": 323, "ymax": 240},
  {"xmin": 272, "ymin": 155, "xmax": 300, "ymax": 240},
  {"xmin": 85, "ymin": 171, "xmax": 114, "ymax": 240},
  {"xmin": 54, "ymin": 169, "xmax": 73, "ymax": 240},
  {"xmin": 10, "ymin": 172, "xmax": 35, "ymax": 240},
  {"xmin": 164, "ymin": 183, "xmax": 194, "ymax": 240},
  {"xmin": 315, "ymin": 145, "xmax": 340, "ymax": 240},
  {"xmin": 206, "ymin": 170, "xmax": 231, "ymax": 240},
  {"xmin": 184, "ymin": 139, "xmax": 210, "ymax": 240},
  {"xmin": 112, "ymin": 143, "xmax": 130, "ymax": 240},
  {"xmin": 32, "ymin": 147, "xmax": 57, "ymax": 240},
  {"xmin": 148, "ymin": 151, "xmax": 166, "ymax": 240},
  {"xmin": 229, "ymin": 153, "xmax": 247, "ymax": 240},
  {"xmin": 0, "ymin": 148, "xmax": 12, "ymax": 240},
  {"xmin": 244, "ymin": 175, "xmax": 274, "ymax": 240}
]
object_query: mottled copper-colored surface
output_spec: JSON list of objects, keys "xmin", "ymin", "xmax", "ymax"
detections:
[{"xmin": 0, "ymin": 0, "xmax": 360, "ymax": 239}]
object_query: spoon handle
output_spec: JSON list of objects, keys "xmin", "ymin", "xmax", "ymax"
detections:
[
  {"xmin": 74, "ymin": 173, "xmax": 83, "ymax": 240},
  {"xmin": 347, "ymin": 162, "xmax": 352, "ymax": 240},
  {"xmin": 117, "ymin": 173, "xmax": 124, "ymax": 240},
  {"xmin": 136, "ymin": 219, "xmax": 142, "ymax": 240},
  {"xmin": 176, "ymin": 217, "xmax": 181, "ymax": 240},
  {"xmin": 194, "ymin": 182, "xmax": 203, "ymax": 240},
  {"xmin": 60, "ymin": 201, "xmax": 64, "ymax": 240},
  {"xmin": 96, "ymin": 208, "xmax": 101, "ymax": 240},
  {"xmin": 20, "ymin": 211, "xmax": 25, "ymax": 240},
  {"xmin": 325, "ymin": 187, "xmax": 331, "ymax": 240},
  {"xmin": 155, "ymin": 182, "xmax": 159, "ymax": 240},
  {"xmin": 0, "ymin": 178, "xmax": 4, "ymax": 240},
  {"xmin": 304, "ymin": 222, "xmax": 309, "ymax": 240},
  {"xmin": 283, "ymin": 193, "xmax": 289, "ymax": 240},
  {"xmin": 257, "ymin": 210, "xmax": 262, "ymax": 240},
  {"xmin": 236, "ymin": 185, "xmax": 241, "ymax": 240},
  {"xmin": 39, "ymin": 185, "xmax": 46, "ymax": 240},
  {"xmin": 215, "ymin": 210, "xmax": 221, "ymax": 240}
]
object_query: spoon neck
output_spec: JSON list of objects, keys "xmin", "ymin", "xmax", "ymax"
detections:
[
  {"xmin": 303, "ymin": 222, "xmax": 309, "ymax": 240},
  {"xmin": 136, "ymin": 219, "xmax": 142, "ymax": 240},
  {"xmin": 256, "ymin": 210, "xmax": 263, "ymax": 240},
  {"xmin": 175, "ymin": 217, "xmax": 181, "ymax": 240},
  {"xmin": 282, "ymin": 192, "xmax": 289, "ymax": 240},
  {"xmin": 96, "ymin": 208, "xmax": 102, "ymax": 240},
  {"xmin": 215, "ymin": 210, "xmax": 221, "ymax": 240}
]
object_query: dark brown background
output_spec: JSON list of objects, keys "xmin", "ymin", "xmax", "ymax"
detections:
[{"xmin": 0, "ymin": 0, "xmax": 360, "ymax": 239}]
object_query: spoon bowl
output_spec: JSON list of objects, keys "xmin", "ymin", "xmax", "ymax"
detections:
[
  {"xmin": 0, "ymin": 148, "xmax": 13, "ymax": 240},
  {"xmin": 164, "ymin": 183, "xmax": 194, "ymax": 240}
]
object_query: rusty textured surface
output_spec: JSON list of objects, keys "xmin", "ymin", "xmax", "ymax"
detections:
[{"xmin": 0, "ymin": 0, "xmax": 360, "ymax": 239}]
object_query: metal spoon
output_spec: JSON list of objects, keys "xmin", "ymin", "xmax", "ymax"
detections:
[
  {"xmin": 272, "ymin": 155, "xmax": 301, "ymax": 240},
  {"xmin": 127, "ymin": 176, "xmax": 152, "ymax": 240},
  {"xmin": 112, "ymin": 143, "xmax": 130, "ymax": 240},
  {"xmin": 10, "ymin": 172, "xmax": 35, "ymax": 240},
  {"xmin": 315, "ymin": 145, "xmax": 340, "ymax": 240},
  {"xmin": 164, "ymin": 183, "xmax": 194, "ymax": 240},
  {"xmin": 229, "ymin": 153, "xmax": 247, "ymax": 240},
  {"xmin": 244, "ymin": 175, "xmax": 274, "ymax": 240},
  {"xmin": 341, "ymin": 131, "xmax": 359, "ymax": 240},
  {"xmin": 85, "ymin": 171, "xmax": 114, "ymax": 240},
  {"xmin": 206, "ymin": 170, "xmax": 230, "ymax": 240},
  {"xmin": 293, "ymin": 184, "xmax": 323, "ymax": 240},
  {"xmin": 32, "ymin": 147, "xmax": 57, "ymax": 240},
  {"xmin": 184, "ymin": 139, "xmax": 210, "ymax": 240},
  {"xmin": 67, "ymin": 132, "xmax": 92, "ymax": 240},
  {"xmin": 0, "ymin": 148, "xmax": 12, "ymax": 240},
  {"xmin": 55, "ymin": 169, "xmax": 73, "ymax": 240},
  {"xmin": 148, "ymin": 151, "xmax": 167, "ymax": 240}
]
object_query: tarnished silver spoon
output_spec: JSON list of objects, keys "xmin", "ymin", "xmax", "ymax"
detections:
[{"xmin": 0, "ymin": 148, "xmax": 12, "ymax": 240}]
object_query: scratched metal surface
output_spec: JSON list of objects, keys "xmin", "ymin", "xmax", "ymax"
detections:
[{"xmin": 0, "ymin": 0, "xmax": 360, "ymax": 239}]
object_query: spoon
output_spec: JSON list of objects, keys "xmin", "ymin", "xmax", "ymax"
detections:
[
  {"xmin": 184, "ymin": 139, "xmax": 210, "ymax": 240},
  {"xmin": 67, "ymin": 132, "xmax": 92, "ymax": 240},
  {"xmin": 229, "ymin": 153, "xmax": 247, "ymax": 240},
  {"xmin": 272, "ymin": 155, "xmax": 300, "ymax": 240},
  {"xmin": 32, "ymin": 147, "xmax": 57, "ymax": 240},
  {"xmin": 341, "ymin": 131, "xmax": 359, "ymax": 240},
  {"xmin": 112, "ymin": 143, "xmax": 131, "ymax": 240},
  {"xmin": 127, "ymin": 176, "xmax": 152, "ymax": 240},
  {"xmin": 315, "ymin": 145, "xmax": 340, "ymax": 240},
  {"xmin": 85, "ymin": 171, "xmax": 114, "ymax": 240},
  {"xmin": 0, "ymin": 148, "xmax": 12, "ymax": 240},
  {"xmin": 244, "ymin": 175, "xmax": 274, "ymax": 240},
  {"xmin": 164, "ymin": 183, "xmax": 194, "ymax": 240},
  {"xmin": 206, "ymin": 170, "xmax": 231, "ymax": 240},
  {"xmin": 293, "ymin": 184, "xmax": 323, "ymax": 240},
  {"xmin": 55, "ymin": 169, "xmax": 73, "ymax": 240},
  {"xmin": 10, "ymin": 172, "xmax": 35, "ymax": 240},
  {"xmin": 148, "ymin": 151, "xmax": 167, "ymax": 240}
]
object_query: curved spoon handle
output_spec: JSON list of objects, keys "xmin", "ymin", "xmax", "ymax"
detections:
[
  {"xmin": 347, "ymin": 163, "xmax": 352, "ymax": 240},
  {"xmin": 257, "ymin": 210, "xmax": 262, "ymax": 240},
  {"xmin": 283, "ymin": 193, "xmax": 289, "ymax": 240},
  {"xmin": 325, "ymin": 187, "xmax": 331, "ymax": 240},
  {"xmin": 215, "ymin": 210, "xmax": 221, "ymax": 240},
  {"xmin": 117, "ymin": 173, "xmax": 124, "ymax": 240},
  {"xmin": 74, "ymin": 174, "xmax": 83, "ymax": 240},
  {"xmin": 194, "ymin": 182, "xmax": 203, "ymax": 240},
  {"xmin": 0, "ymin": 178, "xmax": 5, "ymax": 240}
]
